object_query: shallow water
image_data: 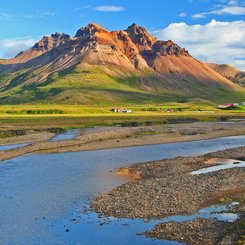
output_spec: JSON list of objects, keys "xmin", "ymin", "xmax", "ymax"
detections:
[
  {"xmin": 0, "ymin": 142, "xmax": 31, "ymax": 151},
  {"xmin": 0, "ymin": 129, "xmax": 81, "ymax": 151},
  {"xmin": 191, "ymin": 159, "xmax": 245, "ymax": 175},
  {"xmin": 50, "ymin": 129, "xmax": 81, "ymax": 142},
  {"xmin": 48, "ymin": 202, "xmax": 238, "ymax": 245},
  {"xmin": 157, "ymin": 202, "xmax": 239, "ymax": 223},
  {"xmin": 0, "ymin": 135, "xmax": 245, "ymax": 244}
]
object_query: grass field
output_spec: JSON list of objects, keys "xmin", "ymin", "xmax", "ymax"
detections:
[{"xmin": 0, "ymin": 103, "xmax": 244, "ymax": 130}]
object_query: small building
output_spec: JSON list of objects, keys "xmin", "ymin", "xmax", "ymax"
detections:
[
  {"xmin": 113, "ymin": 108, "xmax": 132, "ymax": 113},
  {"xmin": 166, "ymin": 108, "xmax": 174, "ymax": 113},
  {"xmin": 122, "ymin": 109, "xmax": 132, "ymax": 113},
  {"xmin": 218, "ymin": 104, "xmax": 229, "ymax": 109},
  {"xmin": 218, "ymin": 103, "xmax": 239, "ymax": 109}
]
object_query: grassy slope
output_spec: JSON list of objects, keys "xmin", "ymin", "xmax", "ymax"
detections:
[{"xmin": 0, "ymin": 65, "xmax": 244, "ymax": 105}]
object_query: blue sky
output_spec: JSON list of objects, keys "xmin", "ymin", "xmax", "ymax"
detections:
[{"xmin": 1, "ymin": 0, "xmax": 245, "ymax": 70}]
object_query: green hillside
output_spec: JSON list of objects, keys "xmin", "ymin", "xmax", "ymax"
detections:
[{"xmin": 0, "ymin": 65, "xmax": 244, "ymax": 105}]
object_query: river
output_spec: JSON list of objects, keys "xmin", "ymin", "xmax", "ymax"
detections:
[{"xmin": 0, "ymin": 135, "xmax": 245, "ymax": 244}]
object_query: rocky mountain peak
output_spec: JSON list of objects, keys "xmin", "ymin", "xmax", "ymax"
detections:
[
  {"xmin": 33, "ymin": 32, "xmax": 71, "ymax": 52},
  {"xmin": 125, "ymin": 23, "xmax": 157, "ymax": 51},
  {"xmin": 75, "ymin": 23, "xmax": 108, "ymax": 38},
  {"xmin": 152, "ymin": 40, "xmax": 190, "ymax": 56},
  {"xmin": 51, "ymin": 32, "xmax": 70, "ymax": 40},
  {"xmin": 126, "ymin": 23, "xmax": 148, "ymax": 33}
]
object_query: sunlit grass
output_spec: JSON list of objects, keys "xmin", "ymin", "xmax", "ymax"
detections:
[{"xmin": 0, "ymin": 104, "xmax": 244, "ymax": 129}]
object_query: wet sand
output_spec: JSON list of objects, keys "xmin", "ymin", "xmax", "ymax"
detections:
[
  {"xmin": 0, "ymin": 131, "xmax": 54, "ymax": 146},
  {"xmin": 1, "ymin": 122, "xmax": 245, "ymax": 161}
]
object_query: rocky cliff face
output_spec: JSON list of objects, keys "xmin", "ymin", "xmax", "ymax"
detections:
[
  {"xmin": 75, "ymin": 23, "xmax": 108, "ymax": 37},
  {"xmin": 125, "ymin": 23, "xmax": 157, "ymax": 51},
  {"xmin": 152, "ymin": 40, "xmax": 189, "ymax": 56},
  {"xmin": 9, "ymin": 33, "xmax": 71, "ymax": 64},
  {"xmin": 33, "ymin": 33, "xmax": 71, "ymax": 52}
]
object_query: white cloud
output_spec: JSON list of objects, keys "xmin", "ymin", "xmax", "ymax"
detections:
[
  {"xmin": 23, "ymin": 14, "xmax": 35, "ymax": 19},
  {"xmin": 74, "ymin": 5, "xmax": 91, "ymax": 11},
  {"xmin": 228, "ymin": 0, "xmax": 239, "ymax": 5},
  {"xmin": 0, "ymin": 37, "xmax": 37, "ymax": 59},
  {"xmin": 74, "ymin": 7, "xmax": 82, "ymax": 11},
  {"xmin": 211, "ymin": 6, "xmax": 245, "ymax": 14},
  {"xmin": 192, "ymin": 0, "xmax": 245, "ymax": 18},
  {"xmin": 0, "ymin": 13, "xmax": 12, "ymax": 20},
  {"xmin": 192, "ymin": 13, "xmax": 207, "ymax": 18},
  {"xmin": 94, "ymin": 5, "xmax": 125, "ymax": 12},
  {"xmin": 154, "ymin": 19, "xmax": 245, "ymax": 71},
  {"xmin": 234, "ymin": 59, "xmax": 245, "ymax": 70},
  {"xmin": 193, "ymin": 6, "xmax": 245, "ymax": 18},
  {"xmin": 22, "ymin": 11, "xmax": 55, "ymax": 20},
  {"xmin": 179, "ymin": 12, "xmax": 187, "ymax": 17}
]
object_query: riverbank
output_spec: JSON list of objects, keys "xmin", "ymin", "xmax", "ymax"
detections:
[
  {"xmin": 1, "ymin": 121, "xmax": 245, "ymax": 161},
  {"xmin": 92, "ymin": 147, "xmax": 245, "ymax": 244}
]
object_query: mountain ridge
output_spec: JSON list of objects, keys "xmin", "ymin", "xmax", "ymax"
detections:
[
  {"xmin": 207, "ymin": 63, "xmax": 245, "ymax": 88},
  {"xmin": 0, "ymin": 23, "xmax": 244, "ymax": 105}
]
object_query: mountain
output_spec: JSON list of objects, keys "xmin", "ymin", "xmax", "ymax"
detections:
[
  {"xmin": 207, "ymin": 63, "xmax": 245, "ymax": 88},
  {"xmin": 0, "ymin": 23, "xmax": 244, "ymax": 105}
]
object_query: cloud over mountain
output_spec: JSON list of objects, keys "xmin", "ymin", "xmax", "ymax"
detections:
[
  {"xmin": 0, "ymin": 37, "xmax": 37, "ymax": 59},
  {"xmin": 155, "ymin": 19, "xmax": 245, "ymax": 71}
]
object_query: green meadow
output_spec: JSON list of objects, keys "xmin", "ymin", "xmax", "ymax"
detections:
[{"xmin": 0, "ymin": 103, "xmax": 244, "ymax": 130}]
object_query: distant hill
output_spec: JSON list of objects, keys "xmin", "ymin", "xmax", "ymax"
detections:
[
  {"xmin": 207, "ymin": 63, "xmax": 245, "ymax": 88},
  {"xmin": 0, "ymin": 23, "xmax": 244, "ymax": 105}
]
